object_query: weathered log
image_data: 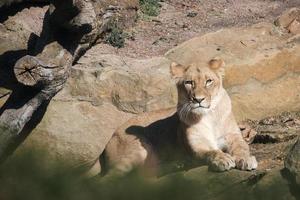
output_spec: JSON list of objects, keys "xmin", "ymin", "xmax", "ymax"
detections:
[
  {"xmin": 14, "ymin": 41, "xmax": 72, "ymax": 87},
  {"xmin": 14, "ymin": 55, "xmax": 60, "ymax": 87},
  {"xmin": 0, "ymin": 85, "xmax": 65, "ymax": 161},
  {"xmin": 12, "ymin": 1, "xmax": 115, "ymax": 86}
]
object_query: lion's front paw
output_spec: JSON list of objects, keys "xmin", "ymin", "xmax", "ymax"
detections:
[
  {"xmin": 209, "ymin": 152, "xmax": 236, "ymax": 172},
  {"xmin": 235, "ymin": 156, "xmax": 257, "ymax": 171}
]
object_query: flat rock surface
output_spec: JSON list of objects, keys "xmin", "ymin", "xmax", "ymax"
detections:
[{"xmin": 156, "ymin": 166, "xmax": 295, "ymax": 200}]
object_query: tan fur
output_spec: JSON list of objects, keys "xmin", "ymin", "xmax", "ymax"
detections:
[{"xmin": 104, "ymin": 58, "xmax": 257, "ymax": 175}]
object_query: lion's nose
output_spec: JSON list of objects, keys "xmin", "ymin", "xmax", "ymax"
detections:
[{"xmin": 192, "ymin": 97, "xmax": 205, "ymax": 103}]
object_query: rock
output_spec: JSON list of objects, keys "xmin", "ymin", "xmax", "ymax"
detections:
[
  {"xmin": 15, "ymin": 54, "xmax": 173, "ymax": 173},
  {"xmin": 183, "ymin": 166, "xmax": 254, "ymax": 184},
  {"xmin": 158, "ymin": 167, "xmax": 295, "ymax": 199},
  {"xmin": 93, "ymin": 0, "xmax": 139, "ymax": 29},
  {"xmin": 66, "ymin": 52, "xmax": 177, "ymax": 114},
  {"xmin": 239, "ymin": 112, "xmax": 299, "ymax": 171},
  {"xmin": 259, "ymin": 117, "xmax": 277, "ymax": 125},
  {"xmin": 159, "ymin": 166, "xmax": 255, "ymax": 198},
  {"xmin": 16, "ymin": 101, "xmax": 133, "ymax": 170},
  {"xmin": 187, "ymin": 11, "xmax": 198, "ymax": 18},
  {"xmin": 274, "ymin": 7, "xmax": 300, "ymax": 34},
  {"xmin": 287, "ymin": 19, "xmax": 300, "ymax": 34},
  {"xmin": 0, "ymin": 6, "xmax": 47, "ymax": 55},
  {"xmin": 275, "ymin": 7, "xmax": 300, "ymax": 29},
  {"xmin": 285, "ymin": 138, "xmax": 300, "ymax": 185},
  {"xmin": 252, "ymin": 112, "xmax": 299, "ymax": 144},
  {"xmin": 252, "ymin": 169, "xmax": 296, "ymax": 200}
]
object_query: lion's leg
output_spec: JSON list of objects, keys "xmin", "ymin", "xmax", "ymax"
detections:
[
  {"xmin": 85, "ymin": 159, "xmax": 101, "ymax": 177},
  {"xmin": 207, "ymin": 150, "xmax": 236, "ymax": 172},
  {"xmin": 186, "ymin": 133, "xmax": 235, "ymax": 171},
  {"xmin": 196, "ymin": 149, "xmax": 236, "ymax": 172},
  {"xmin": 110, "ymin": 144, "xmax": 150, "ymax": 175},
  {"xmin": 104, "ymin": 134, "xmax": 154, "ymax": 176},
  {"xmin": 225, "ymin": 133, "xmax": 257, "ymax": 170}
]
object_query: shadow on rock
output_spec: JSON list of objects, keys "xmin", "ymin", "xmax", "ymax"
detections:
[{"xmin": 281, "ymin": 168, "xmax": 300, "ymax": 199}]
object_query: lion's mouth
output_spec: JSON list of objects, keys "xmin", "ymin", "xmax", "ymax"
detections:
[{"xmin": 191, "ymin": 103, "xmax": 210, "ymax": 109}]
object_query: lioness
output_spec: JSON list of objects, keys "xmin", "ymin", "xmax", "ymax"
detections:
[{"xmin": 104, "ymin": 58, "xmax": 257, "ymax": 175}]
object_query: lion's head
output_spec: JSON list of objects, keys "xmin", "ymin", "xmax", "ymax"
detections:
[{"xmin": 170, "ymin": 58, "xmax": 225, "ymax": 125}]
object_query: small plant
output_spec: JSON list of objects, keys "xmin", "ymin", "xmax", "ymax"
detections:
[
  {"xmin": 139, "ymin": 0, "xmax": 161, "ymax": 17},
  {"xmin": 105, "ymin": 22, "xmax": 125, "ymax": 48}
]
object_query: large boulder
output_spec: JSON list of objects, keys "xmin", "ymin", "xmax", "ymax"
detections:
[
  {"xmin": 61, "ymin": 20, "xmax": 300, "ymax": 121},
  {"xmin": 275, "ymin": 7, "xmax": 300, "ymax": 34},
  {"xmin": 157, "ymin": 166, "xmax": 295, "ymax": 200},
  {"xmin": 285, "ymin": 138, "xmax": 300, "ymax": 185},
  {"xmin": 64, "ymin": 53, "xmax": 176, "ymax": 113},
  {"xmin": 0, "ymin": 6, "xmax": 47, "ymax": 55},
  {"xmin": 17, "ymin": 101, "xmax": 133, "ymax": 169},
  {"xmin": 16, "ymin": 54, "xmax": 174, "ymax": 170}
]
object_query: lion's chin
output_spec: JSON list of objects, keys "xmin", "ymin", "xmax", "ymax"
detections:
[{"xmin": 192, "ymin": 106, "xmax": 210, "ymax": 115}]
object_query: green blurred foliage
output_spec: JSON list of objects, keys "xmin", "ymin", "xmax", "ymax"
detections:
[{"xmin": 0, "ymin": 150, "xmax": 297, "ymax": 200}]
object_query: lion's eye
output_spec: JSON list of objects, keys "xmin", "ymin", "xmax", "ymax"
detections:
[
  {"xmin": 184, "ymin": 80, "xmax": 194, "ymax": 89},
  {"xmin": 184, "ymin": 80, "xmax": 194, "ymax": 85},
  {"xmin": 206, "ymin": 79, "xmax": 213, "ymax": 86}
]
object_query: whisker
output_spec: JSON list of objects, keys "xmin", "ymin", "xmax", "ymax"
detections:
[{"xmin": 180, "ymin": 103, "xmax": 190, "ymax": 123}]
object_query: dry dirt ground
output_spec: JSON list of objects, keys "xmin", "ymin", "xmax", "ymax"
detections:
[{"xmin": 97, "ymin": 0, "xmax": 300, "ymax": 58}]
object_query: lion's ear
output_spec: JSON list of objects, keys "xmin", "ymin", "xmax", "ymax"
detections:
[
  {"xmin": 208, "ymin": 57, "xmax": 225, "ymax": 78},
  {"xmin": 208, "ymin": 57, "xmax": 225, "ymax": 70},
  {"xmin": 170, "ymin": 62, "xmax": 188, "ymax": 78}
]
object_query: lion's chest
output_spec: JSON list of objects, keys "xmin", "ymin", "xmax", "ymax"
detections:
[{"xmin": 187, "ymin": 114, "xmax": 226, "ymax": 150}]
